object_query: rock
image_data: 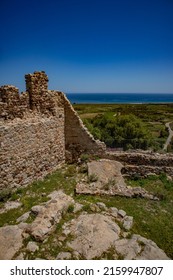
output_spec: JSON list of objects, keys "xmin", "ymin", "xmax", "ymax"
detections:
[
  {"xmin": 66, "ymin": 213, "xmax": 121, "ymax": 259},
  {"xmin": 15, "ymin": 253, "xmax": 25, "ymax": 260},
  {"xmin": 114, "ymin": 234, "xmax": 170, "ymax": 260},
  {"xmin": 123, "ymin": 216, "xmax": 133, "ymax": 230},
  {"xmin": 96, "ymin": 202, "xmax": 107, "ymax": 211},
  {"xmin": 109, "ymin": 207, "xmax": 118, "ymax": 217},
  {"xmin": 89, "ymin": 203, "xmax": 100, "ymax": 212},
  {"xmin": 73, "ymin": 203, "xmax": 83, "ymax": 213},
  {"xmin": 118, "ymin": 209, "xmax": 126, "ymax": 218},
  {"xmin": 18, "ymin": 222, "xmax": 29, "ymax": 230},
  {"xmin": 0, "ymin": 201, "xmax": 22, "ymax": 214},
  {"xmin": 17, "ymin": 212, "xmax": 30, "ymax": 223},
  {"xmin": 114, "ymin": 236, "xmax": 141, "ymax": 259},
  {"xmin": 56, "ymin": 252, "xmax": 71, "ymax": 260},
  {"xmin": 0, "ymin": 225, "xmax": 23, "ymax": 260},
  {"xmin": 76, "ymin": 160, "xmax": 131, "ymax": 196},
  {"xmin": 58, "ymin": 236, "xmax": 66, "ymax": 242},
  {"xmin": 27, "ymin": 190, "xmax": 74, "ymax": 241},
  {"xmin": 88, "ymin": 159, "xmax": 125, "ymax": 186},
  {"xmin": 26, "ymin": 241, "xmax": 39, "ymax": 253},
  {"xmin": 31, "ymin": 205, "xmax": 44, "ymax": 215},
  {"xmin": 134, "ymin": 235, "xmax": 170, "ymax": 260}
]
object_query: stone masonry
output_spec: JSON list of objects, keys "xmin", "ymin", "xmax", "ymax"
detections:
[
  {"xmin": 1, "ymin": 71, "xmax": 173, "ymax": 192},
  {"xmin": 0, "ymin": 71, "xmax": 105, "ymax": 190}
]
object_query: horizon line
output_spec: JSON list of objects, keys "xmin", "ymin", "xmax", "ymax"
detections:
[{"xmin": 66, "ymin": 92, "xmax": 173, "ymax": 94}]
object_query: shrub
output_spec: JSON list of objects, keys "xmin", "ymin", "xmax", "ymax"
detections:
[
  {"xmin": 0, "ymin": 189, "xmax": 12, "ymax": 202},
  {"xmin": 87, "ymin": 173, "xmax": 98, "ymax": 183},
  {"xmin": 67, "ymin": 204, "xmax": 74, "ymax": 213},
  {"xmin": 80, "ymin": 154, "xmax": 89, "ymax": 163}
]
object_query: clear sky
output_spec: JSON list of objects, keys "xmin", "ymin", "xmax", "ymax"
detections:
[{"xmin": 0, "ymin": 0, "xmax": 173, "ymax": 93}]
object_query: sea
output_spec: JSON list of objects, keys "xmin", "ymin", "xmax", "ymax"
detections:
[{"xmin": 66, "ymin": 93, "xmax": 173, "ymax": 104}]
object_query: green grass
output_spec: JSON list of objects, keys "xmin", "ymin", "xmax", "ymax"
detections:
[
  {"xmin": 74, "ymin": 172, "xmax": 173, "ymax": 259},
  {"xmin": 0, "ymin": 162, "xmax": 173, "ymax": 259},
  {"xmin": 0, "ymin": 164, "xmax": 77, "ymax": 227}
]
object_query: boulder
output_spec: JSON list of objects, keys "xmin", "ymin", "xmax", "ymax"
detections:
[
  {"xmin": 27, "ymin": 190, "xmax": 74, "ymax": 241},
  {"xmin": 0, "ymin": 225, "xmax": 23, "ymax": 259},
  {"xmin": 76, "ymin": 159, "xmax": 155, "ymax": 199},
  {"xmin": 123, "ymin": 216, "xmax": 133, "ymax": 230},
  {"xmin": 66, "ymin": 213, "xmax": 120, "ymax": 259},
  {"xmin": 114, "ymin": 234, "xmax": 170, "ymax": 260}
]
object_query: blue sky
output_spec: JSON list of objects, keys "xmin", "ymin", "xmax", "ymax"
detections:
[{"xmin": 0, "ymin": 0, "xmax": 173, "ymax": 93}]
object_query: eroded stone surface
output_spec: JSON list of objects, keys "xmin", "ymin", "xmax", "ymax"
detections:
[
  {"xmin": 114, "ymin": 234, "xmax": 170, "ymax": 260},
  {"xmin": 26, "ymin": 241, "xmax": 39, "ymax": 253},
  {"xmin": 0, "ymin": 201, "xmax": 22, "ymax": 214},
  {"xmin": 123, "ymin": 216, "xmax": 133, "ymax": 230},
  {"xmin": 64, "ymin": 213, "xmax": 121, "ymax": 259},
  {"xmin": 27, "ymin": 190, "xmax": 74, "ymax": 241},
  {"xmin": 76, "ymin": 159, "xmax": 155, "ymax": 199},
  {"xmin": 0, "ymin": 192, "xmax": 170, "ymax": 260},
  {"xmin": 0, "ymin": 225, "xmax": 24, "ymax": 260},
  {"xmin": 17, "ymin": 212, "xmax": 30, "ymax": 223},
  {"xmin": 56, "ymin": 252, "xmax": 72, "ymax": 260}
]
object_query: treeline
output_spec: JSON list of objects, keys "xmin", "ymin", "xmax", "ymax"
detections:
[{"xmin": 84, "ymin": 114, "xmax": 154, "ymax": 150}]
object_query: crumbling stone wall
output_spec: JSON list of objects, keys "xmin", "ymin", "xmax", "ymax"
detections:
[
  {"xmin": 0, "ymin": 116, "xmax": 65, "ymax": 190},
  {"xmin": 105, "ymin": 151, "xmax": 173, "ymax": 178},
  {"xmin": 0, "ymin": 86, "xmax": 29, "ymax": 119},
  {"xmin": 105, "ymin": 151, "xmax": 173, "ymax": 166},
  {"xmin": 0, "ymin": 71, "xmax": 105, "ymax": 190},
  {"xmin": 62, "ymin": 93, "xmax": 106, "ymax": 161}
]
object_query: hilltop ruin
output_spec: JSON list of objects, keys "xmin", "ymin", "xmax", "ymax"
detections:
[
  {"xmin": 0, "ymin": 71, "xmax": 105, "ymax": 190},
  {"xmin": 1, "ymin": 71, "xmax": 173, "ymax": 192}
]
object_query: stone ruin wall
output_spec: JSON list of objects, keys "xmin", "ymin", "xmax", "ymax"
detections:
[
  {"xmin": 1, "ymin": 71, "xmax": 173, "ymax": 192},
  {"xmin": 105, "ymin": 151, "xmax": 173, "ymax": 177},
  {"xmin": 0, "ymin": 71, "xmax": 105, "ymax": 191},
  {"xmin": 63, "ymin": 93, "xmax": 106, "ymax": 161}
]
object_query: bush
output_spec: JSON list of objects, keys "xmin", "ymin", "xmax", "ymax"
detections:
[
  {"xmin": 85, "ymin": 114, "xmax": 153, "ymax": 150},
  {"xmin": 0, "ymin": 189, "xmax": 12, "ymax": 202}
]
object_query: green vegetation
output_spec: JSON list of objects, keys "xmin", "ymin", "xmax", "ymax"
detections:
[
  {"xmin": 87, "ymin": 173, "xmax": 98, "ymax": 183},
  {"xmin": 84, "ymin": 114, "xmax": 152, "ymax": 150},
  {"xmin": 74, "ymin": 103, "xmax": 173, "ymax": 151},
  {"xmin": 0, "ymin": 163, "xmax": 173, "ymax": 259},
  {"xmin": 0, "ymin": 165, "xmax": 77, "ymax": 227},
  {"xmin": 77, "ymin": 173, "xmax": 173, "ymax": 259}
]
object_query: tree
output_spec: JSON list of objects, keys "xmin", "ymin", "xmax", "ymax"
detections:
[{"xmin": 85, "ymin": 113, "xmax": 153, "ymax": 150}]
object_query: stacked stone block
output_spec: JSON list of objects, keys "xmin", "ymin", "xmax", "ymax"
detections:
[
  {"xmin": 0, "ymin": 86, "xmax": 29, "ymax": 119},
  {"xmin": 0, "ymin": 71, "xmax": 105, "ymax": 190},
  {"xmin": 25, "ymin": 71, "xmax": 53, "ymax": 115}
]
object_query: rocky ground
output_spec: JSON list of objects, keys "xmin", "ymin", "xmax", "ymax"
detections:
[
  {"xmin": 0, "ymin": 159, "xmax": 172, "ymax": 260},
  {"xmin": 0, "ymin": 188, "xmax": 169, "ymax": 260},
  {"xmin": 76, "ymin": 159, "xmax": 158, "ymax": 199}
]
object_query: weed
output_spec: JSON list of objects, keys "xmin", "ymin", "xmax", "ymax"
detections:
[
  {"xmin": 80, "ymin": 154, "xmax": 89, "ymax": 163},
  {"xmin": 102, "ymin": 178, "xmax": 116, "ymax": 190},
  {"xmin": 78, "ymin": 164, "xmax": 88, "ymax": 174},
  {"xmin": 87, "ymin": 173, "xmax": 98, "ymax": 183},
  {"xmin": 0, "ymin": 189, "xmax": 12, "ymax": 202},
  {"xmin": 67, "ymin": 204, "xmax": 75, "ymax": 213},
  {"xmin": 64, "ymin": 165, "xmax": 76, "ymax": 177}
]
